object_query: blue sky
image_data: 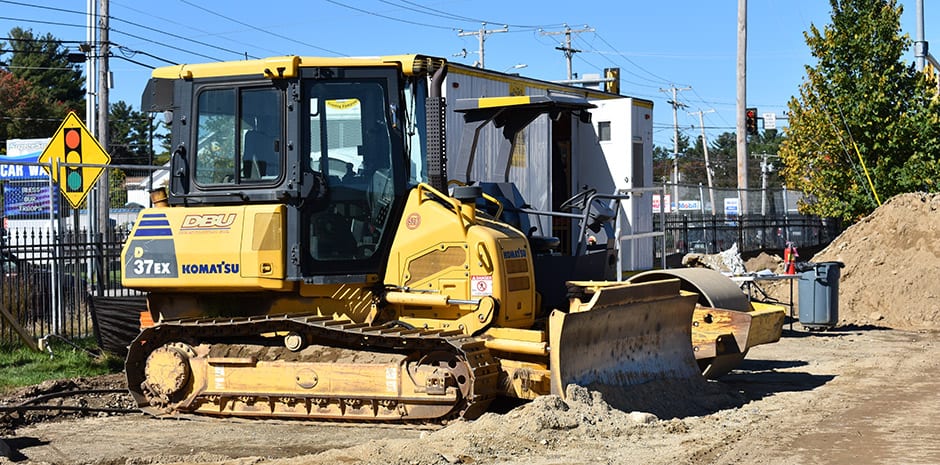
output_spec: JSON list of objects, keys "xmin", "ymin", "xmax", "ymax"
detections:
[{"xmin": 0, "ymin": 1, "xmax": 935, "ymax": 149}]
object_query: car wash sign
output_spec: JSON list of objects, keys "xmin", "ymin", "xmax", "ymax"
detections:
[
  {"xmin": 3, "ymin": 138, "xmax": 52, "ymax": 179},
  {"xmin": 2, "ymin": 138, "xmax": 59, "ymax": 217}
]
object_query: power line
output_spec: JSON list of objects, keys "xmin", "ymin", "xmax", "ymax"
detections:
[
  {"xmin": 378, "ymin": 0, "xmax": 481, "ymax": 25},
  {"xmin": 322, "ymin": 0, "xmax": 453, "ymax": 31},
  {"xmin": 0, "ymin": 115, "xmax": 66, "ymax": 122},
  {"xmin": 1, "ymin": 37, "xmax": 84, "ymax": 44},
  {"xmin": 591, "ymin": 32, "xmax": 675, "ymax": 85},
  {"xmin": 112, "ymin": 1, "xmax": 277, "ymax": 57},
  {"xmin": 112, "ymin": 42, "xmax": 176, "ymax": 66},
  {"xmin": 181, "ymin": 0, "xmax": 346, "ymax": 55},
  {"xmin": 0, "ymin": 15, "xmax": 84, "ymax": 30},
  {"xmin": 110, "ymin": 26, "xmax": 223, "ymax": 62},
  {"xmin": 0, "ymin": 64, "xmax": 77, "ymax": 71},
  {"xmin": 384, "ymin": 0, "xmax": 563, "ymax": 30},
  {"xmin": 0, "ymin": 1, "xmax": 84, "ymax": 18},
  {"xmin": 110, "ymin": 14, "xmax": 253, "ymax": 60},
  {"xmin": 110, "ymin": 53, "xmax": 155, "ymax": 69},
  {"xmin": 0, "ymin": 0, "xmax": 252, "ymax": 61}
]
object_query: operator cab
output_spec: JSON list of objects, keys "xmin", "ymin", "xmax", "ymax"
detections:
[{"xmin": 142, "ymin": 57, "xmax": 427, "ymax": 282}]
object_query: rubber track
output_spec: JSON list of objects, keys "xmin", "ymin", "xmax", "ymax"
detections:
[{"xmin": 125, "ymin": 314, "xmax": 499, "ymax": 421}]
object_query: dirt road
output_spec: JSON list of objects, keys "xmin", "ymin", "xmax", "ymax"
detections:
[{"xmin": 2, "ymin": 325, "xmax": 938, "ymax": 465}]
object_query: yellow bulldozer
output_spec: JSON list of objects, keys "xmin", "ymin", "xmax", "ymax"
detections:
[{"xmin": 122, "ymin": 55, "xmax": 783, "ymax": 421}]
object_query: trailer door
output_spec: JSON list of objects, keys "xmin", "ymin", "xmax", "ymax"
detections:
[{"xmin": 575, "ymin": 97, "xmax": 654, "ymax": 272}]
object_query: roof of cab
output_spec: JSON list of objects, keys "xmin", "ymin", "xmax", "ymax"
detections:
[{"xmin": 150, "ymin": 54, "xmax": 440, "ymax": 80}]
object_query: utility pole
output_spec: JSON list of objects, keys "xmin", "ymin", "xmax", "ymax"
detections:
[
  {"xmin": 457, "ymin": 22, "xmax": 508, "ymax": 69},
  {"xmin": 84, "ymin": 0, "xmax": 96, "ymax": 137},
  {"xmin": 751, "ymin": 153, "xmax": 780, "ymax": 216},
  {"xmin": 915, "ymin": 0, "xmax": 926, "ymax": 71},
  {"xmin": 690, "ymin": 109, "xmax": 716, "ymax": 214},
  {"xmin": 736, "ymin": 0, "xmax": 749, "ymax": 214},
  {"xmin": 95, "ymin": 0, "xmax": 110, "ymax": 238},
  {"xmin": 660, "ymin": 85, "xmax": 691, "ymax": 208},
  {"xmin": 540, "ymin": 24, "xmax": 594, "ymax": 80}
]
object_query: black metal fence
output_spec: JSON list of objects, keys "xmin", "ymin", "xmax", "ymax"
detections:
[
  {"xmin": 654, "ymin": 212, "xmax": 839, "ymax": 260},
  {"xmin": 0, "ymin": 227, "xmax": 131, "ymax": 347},
  {"xmin": 0, "ymin": 172, "xmax": 840, "ymax": 349}
]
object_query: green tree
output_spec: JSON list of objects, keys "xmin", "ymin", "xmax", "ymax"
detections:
[
  {"xmin": 2, "ymin": 27, "xmax": 84, "ymax": 109},
  {"xmin": 0, "ymin": 70, "xmax": 58, "ymax": 149},
  {"xmin": 0, "ymin": 28, "xmax": 84, "ymax": 138},
  {"xmin": 780, "ymin": 0, "xmax": 940, "ymax": 223},
  {"xmin": 109, "ymin": 100, "xmax": 151, "ymax": 165},
  {"xmin": 704, "ymin": 132, "xmax": 738, "ymax": 188},
  {"xmin": 153, "ymin": 118, "xmax": 172, "ymax": 165},
  {"xmin": 653, "ymin": 132, "xmax": 691, "ymax": 183}
]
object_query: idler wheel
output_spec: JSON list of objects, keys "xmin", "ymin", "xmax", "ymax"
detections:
[{"xmin": 144, "ymin": 343, "xmax": 193, "ymax": 401}]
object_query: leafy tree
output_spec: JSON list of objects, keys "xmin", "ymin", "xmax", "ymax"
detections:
[
  {"xmin": 0, "ymin": 70, "xmax": 61, "ymax": 149},
  {"xmin": 779, "ymin": 0, "xmax": 940, "ymax": 223},
  {"xmin": 701, "ymin": 132, "xmax": 738, "ymax": 188},
  {"xmin": 153, "ymin": 118, "xmax": 172, "ymax": 165},
  {"xmin": 109, "ymin": 100, "xmax": 151, "ymax": 165},
  {"xmin": 653, "ymin": 132, "xmax": 691, "ymax": 183},
  {"xmin": 657, "ymin": 128, "xmax": 786, "ymax": 189},
  {"xmin": 2, "ymin": 28, "xmax": 84, "ymax": 110},
  {"xmin": 0, "ymin": 28, "xmax": 84, "ymax": 139}
]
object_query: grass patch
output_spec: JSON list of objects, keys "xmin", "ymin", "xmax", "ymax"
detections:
[{"xmin": 0, "ymin": 337, "xmax": 123, "ymax": 394}]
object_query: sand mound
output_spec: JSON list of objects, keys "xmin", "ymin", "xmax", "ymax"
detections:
[
  {"xmin": 292, "ymin": 382, "xmax": 743, "ymax": 465},
  {"xmin": 811, "ymin": 192, "xmax": 940, "ymax": 330}
]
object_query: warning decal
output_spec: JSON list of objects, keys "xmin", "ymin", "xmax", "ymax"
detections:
[{"xmin": 471, "ymin": 275, "xmax": 493, "ymax": 297}]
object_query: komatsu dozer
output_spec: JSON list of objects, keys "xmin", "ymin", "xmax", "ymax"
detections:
[{"xmin": 122, "ymin": 55, "xmax": 779, "ymax": 422}]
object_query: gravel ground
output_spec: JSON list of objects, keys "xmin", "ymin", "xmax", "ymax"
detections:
[{"xmin": 2, "ymin": 325, "xmax": 938, "ymax": 465}]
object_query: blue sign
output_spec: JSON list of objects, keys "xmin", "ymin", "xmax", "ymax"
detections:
[
  {"xmin": 4, "ymin": 183, "xmax": 58, "ymax": 217},
  {"xmin": 0, "ymin": 153, "xmax": 49, "ymax": 180}
]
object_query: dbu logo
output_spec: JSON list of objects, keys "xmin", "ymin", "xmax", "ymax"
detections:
[{"xmin": 181, "ymin": 213, "xmax": 237, "ymax": 230}]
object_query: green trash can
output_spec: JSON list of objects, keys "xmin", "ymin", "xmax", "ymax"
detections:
[{"xmin": 798, "ymin": 261, "xmax": 844, "ymax": 329}]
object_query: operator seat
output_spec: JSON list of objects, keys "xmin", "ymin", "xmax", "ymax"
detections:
[
  {"xmin": 310, "ymin": 211, "xmax": 358, "ymax": 260},
  {"xmin": 476, "ymin": 182, "xmax": 560, "ymax": 254},
  {"xmin": 242, "ymin": 129, "xmax": 279, "ymax": 180}
]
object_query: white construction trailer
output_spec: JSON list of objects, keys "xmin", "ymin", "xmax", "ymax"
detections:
[{"xmin": 442, "ymin": 64, "xmax": 655, "ymax": 273}]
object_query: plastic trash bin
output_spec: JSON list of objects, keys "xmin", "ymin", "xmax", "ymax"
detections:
[{"xmin": 798, "ymin": 261, "xmax": 845, "ymax": 329}]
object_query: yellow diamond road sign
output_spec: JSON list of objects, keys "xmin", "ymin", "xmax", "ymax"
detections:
[{"xmin": 39, "ymin": 111, "xmax": 111, "ymax": 209}]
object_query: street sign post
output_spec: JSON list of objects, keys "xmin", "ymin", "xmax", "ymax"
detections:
[{"xmin": 38, "ymin": 111, "xmax": 111, "ymax": 209}]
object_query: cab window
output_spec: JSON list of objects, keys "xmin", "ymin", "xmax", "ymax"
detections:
[{"xmin": 194, "ymin": 87, "xmax": 282, "ymax": 185}]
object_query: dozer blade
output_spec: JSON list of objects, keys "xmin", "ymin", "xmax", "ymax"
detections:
[
  {"xmin": 627, "ymin": 268, "xmax": 786, "ymax": 379},
  {"xmin": 549, "ymin": 279, "xmax": 701, "ymax": 397}
]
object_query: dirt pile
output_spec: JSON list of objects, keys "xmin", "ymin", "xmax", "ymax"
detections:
[
  {"xmin": 277, "ymin": 382, "xmax": 744, "ymax": 465},
  {"xmin": 811, "ymin": 193, "xmax": 940, "ymax": 330}
]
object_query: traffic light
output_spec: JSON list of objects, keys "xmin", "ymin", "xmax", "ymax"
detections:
[
  {"xmin": 604, "ymin": 67, "xmax": 620, "ymax": 94},
  {"xmin": 745, "ymin": 107, "xmax": 758, "ymax": 136},
  {"xmin": 63, "ymin": 127, "xmax": 83, "ymax": 192}
]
